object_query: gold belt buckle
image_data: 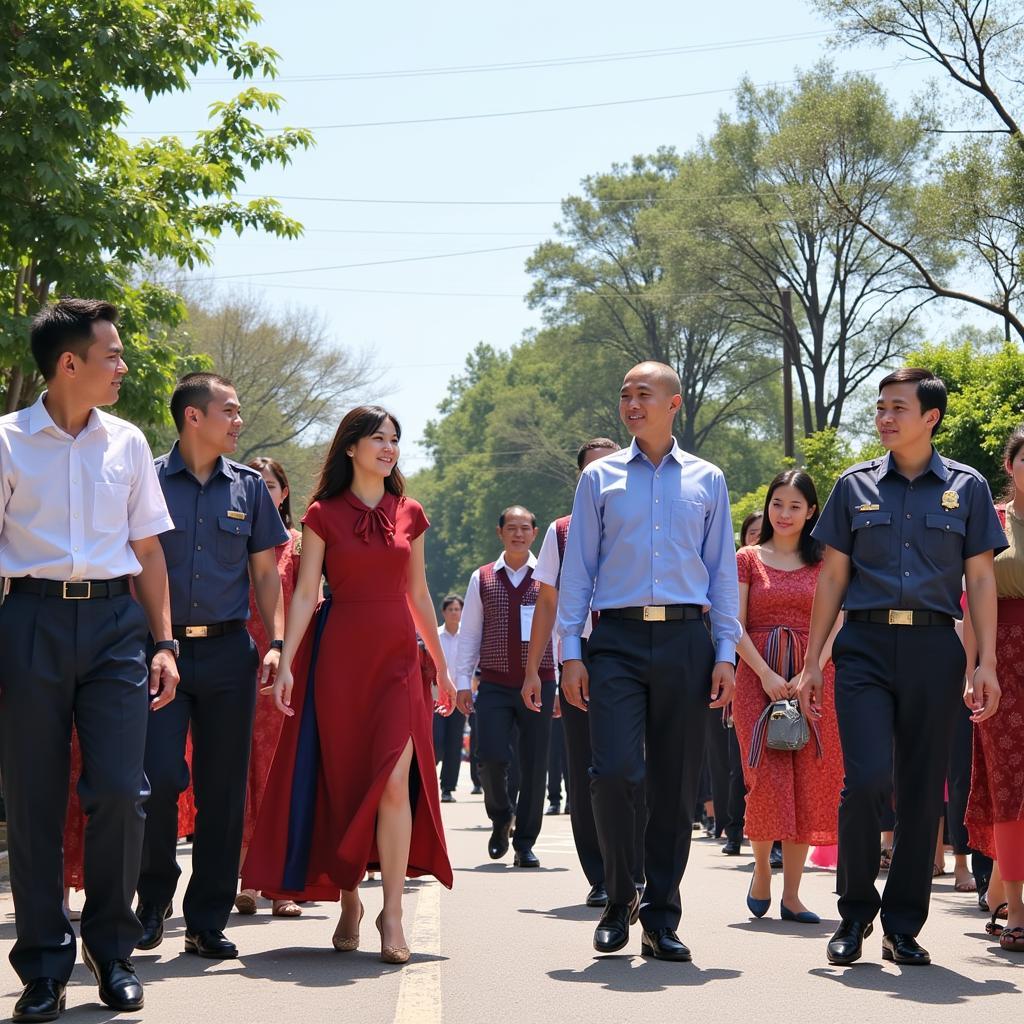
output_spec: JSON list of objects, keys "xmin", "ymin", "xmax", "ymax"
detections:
[
  {"xmin": 643, "ymin": 606, "xmax": 667, "ymax": 622},
  {"xmin": 888, "ymin": 609, "xmax": 914, "ymax": 626},
  {"xmin": 185, "ymin": 625, "xmax": 209, "ymax": 638},
  {"xmin": 62, "ymin": 581, "xmax": 91, "ymax": 600}
]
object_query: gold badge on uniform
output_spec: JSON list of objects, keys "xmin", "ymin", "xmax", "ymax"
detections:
[
  {"xmin": 856, "ymin": 503, "xmax": 880, "ymax": 512},
  {"xmin": 940, "ymin": 490, "xmax": 960, "ymax": 511},
  {"xmin": 227, "ymin": 510, "xmax": 247, "ymax": 520}
]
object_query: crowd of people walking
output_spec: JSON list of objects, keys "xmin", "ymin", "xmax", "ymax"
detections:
[{"xmin": 0, "ymin": 298, "xmax": 1022, "ymax": 1022}]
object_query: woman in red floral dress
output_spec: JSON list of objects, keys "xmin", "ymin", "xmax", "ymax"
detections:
[
  {"xmin": 965, "ymin": 426, "xmax": 1024, "ymax": 953},
  {"xmin": 234, "ymin": 456, "xmax": 307, "ymax": 918},
  {"xmin": 733, "ymin": 470, "xmax": 844, "ymax": 924}
]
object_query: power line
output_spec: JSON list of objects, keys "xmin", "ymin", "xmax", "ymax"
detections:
[
  {"xmin": 209, "ymin": 243, "xmax": 536, "ymax": 280},
  {"xmin": 190, "ymin": 31, "xmax": 830, "ymax": 84},
  {"xmin": 215, "ymin": 281, "xmax": 524, "ymax": 298}
]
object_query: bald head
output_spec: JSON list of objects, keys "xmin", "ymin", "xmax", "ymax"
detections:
[{"xmin": 624, "ymin": 361, "xmax": 681, "ymax": 397}]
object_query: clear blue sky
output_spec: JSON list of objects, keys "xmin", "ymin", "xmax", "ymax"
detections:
[{"xmin": 123, "ymin": 0, "xmax": 936, "ymax": 466}]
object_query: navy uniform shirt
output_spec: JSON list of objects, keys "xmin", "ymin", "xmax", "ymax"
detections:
[
  {"xmin": 813, "ymin": 448, "xmax": 1007, "ymax": 617},
  {"xmin": 155, "ymin": 442, "xmax": 289, "ymax": 625}
]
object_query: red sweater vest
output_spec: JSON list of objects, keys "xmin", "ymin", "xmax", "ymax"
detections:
[{"xmin": 478, "ymin": 561, "xmax": 555, "ymax": 687}]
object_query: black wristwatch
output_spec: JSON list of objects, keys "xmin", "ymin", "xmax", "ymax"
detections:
[
  {"xmin": 153, "ymin": 639, "xmax": 180, "ymax": 659},
  {"xmin": 270, "ymin": 639, "xmax": 284, "ymax": 652}
]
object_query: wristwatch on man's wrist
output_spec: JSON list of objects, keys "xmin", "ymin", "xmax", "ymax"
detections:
[
  {"xmin": 270, "ymin": 639, "xmax": 284, "ymax": 652},
  {"xmin": 153, "ymin": 639, "xmax": 180, "ymax": 659}
]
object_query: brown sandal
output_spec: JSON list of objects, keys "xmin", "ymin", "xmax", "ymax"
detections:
[
  {"xmin": 1000, "ymin": 927, "xmax": 1024, "ymax": 953},
  {"xmin": 986, "ymin": 903, "xmax": 1008, "ymax": 937},
  {"xmin": 234, "ymin": 889, "xmax": 258, "ymax": 915},
  {"xmin": 272, "ymin": 900, "xmax": 302, "ymax": 917}
]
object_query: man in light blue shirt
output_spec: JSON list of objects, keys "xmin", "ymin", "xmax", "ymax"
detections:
[{"xmin": 559, "ymin": 361, "xmax": 740, "ymax": 961}]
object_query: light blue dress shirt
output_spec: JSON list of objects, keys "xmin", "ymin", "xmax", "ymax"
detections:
[{"xmin": 557, "ymin": 437, "xmax": 741, "ymax": 663}]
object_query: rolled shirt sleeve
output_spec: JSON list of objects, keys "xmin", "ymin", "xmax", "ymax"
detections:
[{"xmin": 557, "ymin": 473, "xmax": 600, "ymax": 662}]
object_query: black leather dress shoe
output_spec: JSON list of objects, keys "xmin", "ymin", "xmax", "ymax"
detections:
[
  {"xmin": 545, "ymin": 802, "xmax": 561, "ymax": 815},
  {"xmin": 488, "ymin": 820, "xmax": 512, "ymax": 860},
  {"xmin": 13, "ymin": 979, "xmax": 65, "ymax": 1023},
  {"xmin": 82, "ymin": 946, "xmax": 143, "ymax": 1012},
  {"xmin": 641, "ymin": 928, "xmax": 692, "ymax": 962},
  {"xmin": 586, "ymin": 883, "xmax": 609, "ymax": 908},
  {"xmin": 184, "ymin": 930, "xmax": 239, "ymax": 959},
  {"xmin": 769, "ymin": 843, "xmax": 784, "ymax": 870},
  {"xmin": 882, "ymin": 933, "xmax": 931, "ymax": 965},
  {"xmin": 594, "ymin": 893, "xmax": 640, "ymax": 953},
  {"xmin": 135, "ymin": 902, "xmax": 171, "ymax": 950},
  {"xmin": 471, "ymin": 785, "xmax": 483, "ymax": 795},
  {"xmin": 441, "ymin": 791, "xmax": 455, "ymax": 803},
  {"xmin": 513, "ymin": 848, "xmax": 540, "ymax": 868},
  {"xmin": 721, "ymin": 838, "xmax": 742, "ymax": 856},
  {"xmin": 826, "ymin": 920, "xmax": 874, "ymax": 965}
]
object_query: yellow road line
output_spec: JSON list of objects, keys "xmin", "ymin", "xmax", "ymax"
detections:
[{"xmin": 392, "ymin": 881, "xmax": 442, "ymax": 1024}]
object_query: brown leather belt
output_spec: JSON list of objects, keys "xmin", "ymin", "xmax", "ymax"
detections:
[
  {"xmin": 847, "ymin": 609, "xmax": 954, "ymax": 627},
  {"xmin": 8, "ymin": 577, "xmax": 131, "ymax": 600}
]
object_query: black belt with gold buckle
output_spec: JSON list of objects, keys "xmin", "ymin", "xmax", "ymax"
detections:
[
  {"xmin": 601, "ymin": 604, "xmax": 704, "ymax": 623},
  {"xmin": 8, "ymin": 577, "xmax": 131, "ymax": 600},
  {"xmin": 847, "ymin": 609, "xmax": 954, "ymax": 627},
  {"xmin": 172, "ymin": 620, "xmax": 246, "ymax": 640}
]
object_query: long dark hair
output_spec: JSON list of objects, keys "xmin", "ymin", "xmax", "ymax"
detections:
[
  {"xmin": 1000, "ymin": 424, "xmax": 1024, "ymax": 504},
  {"xmin": 250, "ymin": 456, "xmax": 292, "ymax": 528},
  {"xmin": 312, "ymin": 405, "xmax": 405, "ymax": 503},
  {"xmin": 758, "ymin": 469, "xmax": 823, "ymax": 565}
]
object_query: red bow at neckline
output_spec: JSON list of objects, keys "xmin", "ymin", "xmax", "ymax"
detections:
[{"xmin": 354, "ymin": 504, "xmax": 396, "ymax": 545}]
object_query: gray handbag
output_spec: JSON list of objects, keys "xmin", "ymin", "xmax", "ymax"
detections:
[{"xmin": 766, "ymin": 699, "xmax": 809, "ymax": 751}]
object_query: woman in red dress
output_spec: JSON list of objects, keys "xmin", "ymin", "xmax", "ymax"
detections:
[
  {"xmin": 733, "ymin": 470, "xmax": 844, "ymax": 924},
  {"xmin": 242, "ymin": 406, "xmax": 456, "ymax": 963},
  {"xmin": 235, "ymin": 456, "xmax": 305, "ymax": 919},
  {"xmin": 965, "ymin": 425, "xmax": 1024, "ymax": 953}
]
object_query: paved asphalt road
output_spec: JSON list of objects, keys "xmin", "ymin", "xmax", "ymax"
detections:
[{"xmin": 2, "ymin": 776, "xmax": 1021, "ymax": 1023}]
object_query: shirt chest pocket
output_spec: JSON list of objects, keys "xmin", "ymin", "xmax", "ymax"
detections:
[
  {"xmin": 851, "ymin": 509, "xmax": 893, "ymax": 565},
  {"xmin": 670, "ymin": 498, "xmax": 705, "ymax": 548},
  {"xmin": 216, "ymin": 515, "xmax": 251, "ymax": 565},
  {"xmin": 93, "ymin": 482, "xmax": 130, "ymax": 533},
  {"xmin": 924, "ymin": 512, "xmax": 965, "ymax": 562}
]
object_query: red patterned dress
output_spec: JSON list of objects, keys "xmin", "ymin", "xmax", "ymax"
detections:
[
  {"xmin": 243, "ymin": 528, "xmax": 301, "ymax": 849},
  {"xmin": 732, "ymin": 547, "xmax": 844, "ymax": 844},
  {"xmin": 966, "ymin": 505, "xmax": 1024, "ymax": 879}
]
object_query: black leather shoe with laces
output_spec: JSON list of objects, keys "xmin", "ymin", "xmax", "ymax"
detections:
[
  {"xmin": 12, "ymin": 979, "xmax": 65, "ymax": 1022},
  {"xmin": 641, "ymin": 928, "xmax": 692, "ymax": 962},
  {"xmin": 184, "ymin": 929, "xmax": 239, "ymax": 959},
  {"xmin": 135, "ymin": 902, "xmax": 170, "ymax": 950},
  {"xmin": 594, "ymin": 893, "xmax": 640, "ymax": 953},
  {"xmin": 82, "ymin": 946, "xmax": 143, "ymax": 1012},
  {"xmin": 826, "ymin": 920, "xmax": 873, "ymax": 965},
  {"xmin": 882, "ymin": 933, "xmax": 931, "ymax": 965}
]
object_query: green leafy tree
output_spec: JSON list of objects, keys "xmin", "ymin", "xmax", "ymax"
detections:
[{"xmin": 0, "ymin": 1, "xmax": 313, "ymax": 422}]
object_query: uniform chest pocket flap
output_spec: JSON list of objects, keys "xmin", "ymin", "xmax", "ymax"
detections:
[
  {"xmin": 924, "ymin": 512, "xmax": 966, "ymax": 560},
  {"xmin": 851, "ymin": 509, "xmax": 893, "ymax": 563},
  {"xmin": 216, "ymin": 514, "xmax": 252, "ymax": 563},
  {"xmin": 93, "ymin": 482, "xmax": 130, "ymax": 532}
]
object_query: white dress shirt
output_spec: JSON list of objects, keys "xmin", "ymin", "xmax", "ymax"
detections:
[
  {"xmin": 0, "ymin": 394, "xmax": 174, "ymax": 580},
  {"xmin": 437, "ymin": 624, "xmax": 459, "ymax": 678},
  {"xmin": 455, "ymin": 551, "xmax": 537, "ymax": 691}
]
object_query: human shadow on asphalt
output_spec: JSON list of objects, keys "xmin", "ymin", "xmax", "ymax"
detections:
[
  {"xmin": 518, "ymin": 904, "xmax": 599, "ymax": 923},
  {"xmin": 453, "ymin": 864, "xmax": 569, "ymax": 873},
  {"xmin": 807, "ymin": 963, "xmax": 1019, "ymax": 1002},
  {"xmin": 549, "ymin": 959, "xmax": 741, "ymax": 992},
  {"xmin": 727, "ymin": 918, "xmax": 838, "ymax": 939}
]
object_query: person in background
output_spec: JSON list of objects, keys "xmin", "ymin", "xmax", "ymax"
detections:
[
  {"xmin": 732, "ymin": 470, "xmax": 844, "ymax": 925},
  {"xmin": 235, "ymin": 456, "xmax": 308, "ymax": 919},
  {"xmin": 434, "ymin": 594, "xmax": 466, "ymax": 803}
]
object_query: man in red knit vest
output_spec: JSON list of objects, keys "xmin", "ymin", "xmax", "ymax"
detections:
[{"xmin": 455, "ymin": 506, "xmax": 556, "ymax": 867}]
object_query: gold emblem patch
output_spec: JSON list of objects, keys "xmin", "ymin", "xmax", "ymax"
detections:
[
  {"xmin": 941, "ymin": 490, "xmax": 960, "ymax": 511},
  {"xmin": 856, "ymin": 503, "xmax": 880, "ymax": 512}
]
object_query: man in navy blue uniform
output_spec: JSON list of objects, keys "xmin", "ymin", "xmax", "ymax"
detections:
[
  {"xmin": 800, "ymin": 368, "xmax": 1005, "ymax": 967},
  {"xmin": 135, "ymin": 372, "xmax": 287, "ymax": 960}
]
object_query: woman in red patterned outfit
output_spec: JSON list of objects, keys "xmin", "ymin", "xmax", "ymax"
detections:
[
  {"xmin": 235, "ymin": 456, "xmax": 307, "ymax": 918},
  {"xmin": 733, "ymin": 470, "xmax": 844, "ymax": 924}
]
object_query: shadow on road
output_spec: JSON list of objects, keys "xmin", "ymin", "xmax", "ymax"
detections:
[
  {"xmin": 808, "ymin": 962, "xmax": 1019, "ymax": 1003},
  {"xmin": 727, "ymin": 918, "xmax": 838, "ymax": 939},
  {"xmin": 518, "ymin": 903, "xmax": 598, "ymax": 923},
  {"xmin": 549, "ymin": 959, "xmax": 741, "ymax": 992},
  {"xmin": 453, "ymin": 863, "xmax": 568, "ymax": 873}
]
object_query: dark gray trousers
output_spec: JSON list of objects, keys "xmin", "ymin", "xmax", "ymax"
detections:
[
  {"xmin": 137, "ymin": 629, "xmax": 257, "ymax": 932},
  {"xmin": 586, "ymin": 616, "xmax": 714, "ymax": 931},
  {"xmin": 0, "ymin": 592, "xmax": 150, "ymax": 983}
]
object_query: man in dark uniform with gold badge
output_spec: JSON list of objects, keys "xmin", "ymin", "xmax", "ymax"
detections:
[
  {"xmin": 135, "ymin": 372, "xmax": 287, "ymax": 960},
  {"xmin": 800, "ymin": 368, "xmax": 1005, "ymax": 968}
]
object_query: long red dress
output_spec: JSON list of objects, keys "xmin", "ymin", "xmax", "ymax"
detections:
[
  {"xmin": 732, "ymin": 547, "xmax": 844, "ymax": 845},
  {"xmin": 241, "ymin": 491, "xmax": 453, "ymax": 899},
  {"xmin": 243, "ymin": 528, "xmax": 301, "ymax": 850}
]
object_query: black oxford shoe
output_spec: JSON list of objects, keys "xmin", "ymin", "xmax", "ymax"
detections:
[
  {"xmin": 82, "ymin": 946, "xmax": 143, "ymax": 1012},
  {"xmin": 184, "ymin": 929, "xmax": 239, "ymax": 959},
  {"xmin": 641, "ymin": 927, "xmax": 692, "ymax": 962},
  {"xmin": 487, "ymin": 820, "xmax": 512, "ymax": 860},
  {"xmin": 513, "ymin": 848, "xmax": 540, "ymax": 868},
  {"xmin": 13, "ymin": 979, "xmax": 65, "ymax": 1023},
  {"xmin": 594, "ymin": 893, "xmax": 640, "ymax": 953},
  {"xmin": 135, "ymin": 902, "xmax": 171, "ymax": 950},
  {"xmin": 882, "ymin": 933, "xmax": 931, "ymax": 965},
  {"xmin": 826, "ymin": 920, "xmax": 873, "ymax": 965},
  {"xmin": 586, "ymin": 884, "xmax": 609, "ymax": 908},
  {"xmin": 721, "ymin": 839, "xmax": 742, "ymax": 856}
]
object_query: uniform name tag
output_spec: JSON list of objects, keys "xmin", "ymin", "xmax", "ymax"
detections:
[
  {"xmin": 520, "ymin": 605, "xmax": 536, "ymax": 637},
  {"xmin": 226, "ymin": 510, "xmax": 247, "ymax": 520},
  {"xmin": 856, "ymin": 503, "xmax": 880, "ymax": 512}
]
